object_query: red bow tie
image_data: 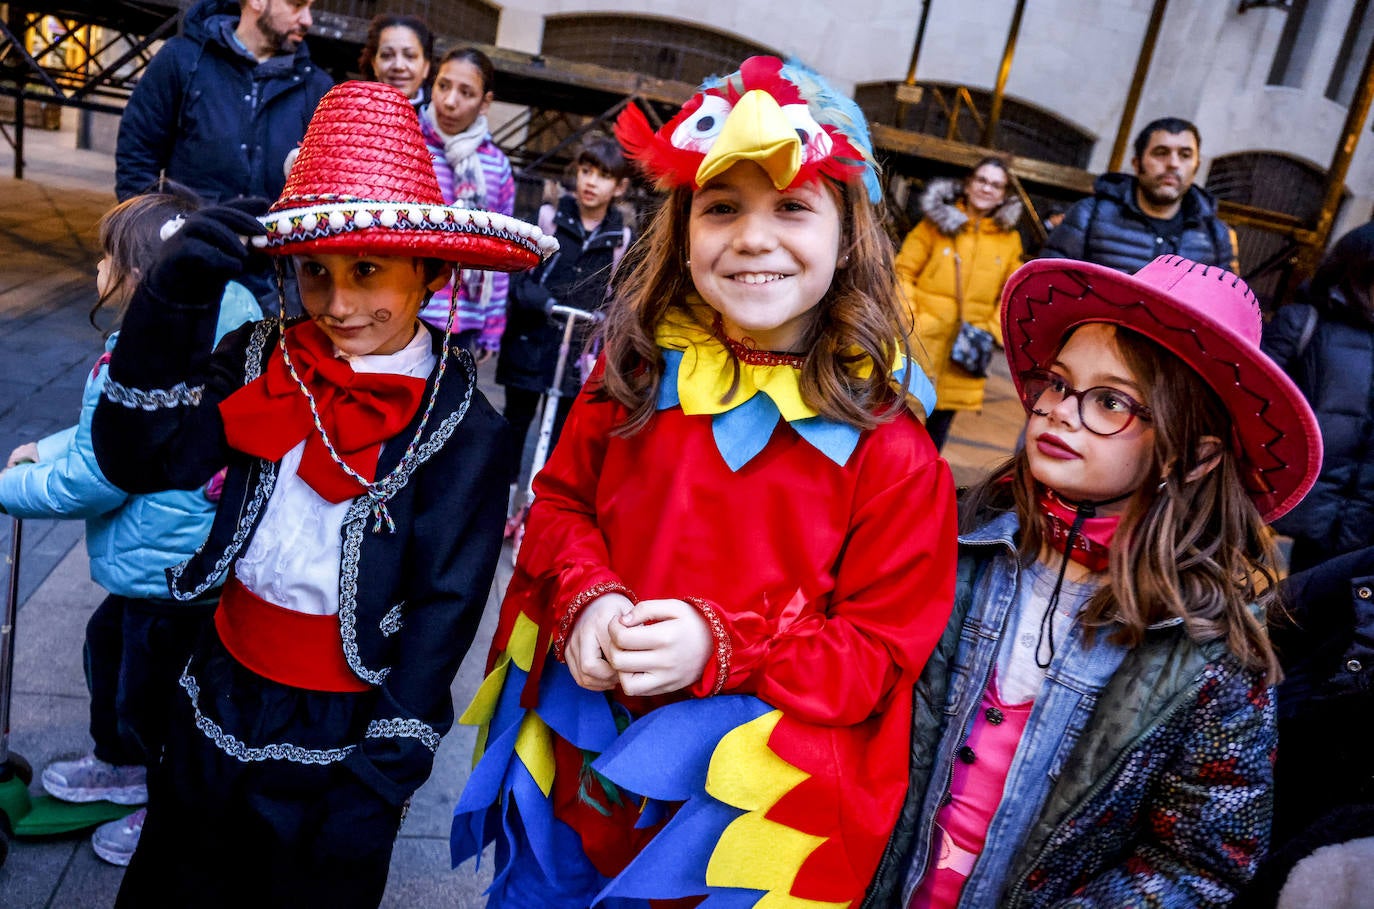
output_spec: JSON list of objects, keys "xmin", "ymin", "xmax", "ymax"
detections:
[{"xmin": 219, "ymin": 321, "xmax": 427, "ymax": 502}]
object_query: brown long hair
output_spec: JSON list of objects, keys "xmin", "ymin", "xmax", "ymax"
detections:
[
  {"xmin": 960, "ymin": 324, "xmax": 1282, "ymax": 682},
  {"xmin": 599, "ymin": 178, "xmax": 914, "ymax": 434},
  {"xmin": 92, "ymin": 186, "xmax": 201, "ymax": 332},
  {"xmin": 358, "ymin": 15, "xmax": 435, "ymax": 82}
]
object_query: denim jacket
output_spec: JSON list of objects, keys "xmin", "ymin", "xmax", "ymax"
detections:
[{"xmin": 865, "ymin": 511, "xmax": 1275, "ymax": 908}]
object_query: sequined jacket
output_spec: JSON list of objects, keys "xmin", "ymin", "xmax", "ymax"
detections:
[
  {"xmin": 92, "ymin": 294, "xmax": 512, "ymax": 808},
  {"xmin": 864, "ymin": 511, "xmax": 1276, "ymax": 908}
]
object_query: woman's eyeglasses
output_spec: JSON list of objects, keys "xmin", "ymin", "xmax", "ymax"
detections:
[
  {"xmin": 1019, "ymin": 368, "xmax": 1153, "ymax": 436},
  {"xmin": 969, "ymin": 175, "xmax": 1007, "ymax": 191}
]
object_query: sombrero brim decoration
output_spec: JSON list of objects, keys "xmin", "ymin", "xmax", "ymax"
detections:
[
  {"xmin": 1001, "ymin": 255, "xmax": 1322, "ymax": 523},
  {"xmin": 250, "ymin": 80, "xmax": 556, "ymax": 270}
]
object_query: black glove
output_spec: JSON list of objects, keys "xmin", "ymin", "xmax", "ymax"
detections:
[
  {"xmin": 144, "ymin": 198, "xmax": 270, "ymax": 307},
  {"xmin": 509, "ymin": 270, "xmax": 555, "ymax": 319}
]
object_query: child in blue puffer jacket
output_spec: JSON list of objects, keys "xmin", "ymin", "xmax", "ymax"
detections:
[{"xmin": 0, "ymin": 188, "xmax": 258, "ymax": 866}]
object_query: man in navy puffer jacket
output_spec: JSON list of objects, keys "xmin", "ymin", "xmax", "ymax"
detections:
[
  {"xmin": 115, "ymin": 0, "xmax": 332, "ymax": 303},
  {"xmin": 1040, "ymin": 117, "xmax": 1238, "ymax": 274}
]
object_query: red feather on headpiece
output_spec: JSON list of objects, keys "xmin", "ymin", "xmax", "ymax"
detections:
[{"xmin": 614, "ymin": 56, "xmax": 879, "ymax": 199}]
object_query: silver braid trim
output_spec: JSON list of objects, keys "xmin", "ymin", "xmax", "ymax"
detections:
[
  {"xmin": 340, "ymin": 502, "xmax": 390, "ymax": 685},
  {"xmin": 169, "ymin": 460, "xmax": 275, "ymax": 600},
  {"xmin": 366, "ymin": 717, "xmax": 441, "ymax": 753},
  {"xmin": 245, "ymin": 319, "xmax": 273, "ymax": 382},
  {"xmin": 180, "ymin": 670, "xmax": 355, "ymax": 764},
  {"xmin": 379, "ymin": 603, "xmax": 405, "ymax": 637},
  {"xmin": 103, "ymin": 378, "xmax": 204, "ymax": 410},
  {"xmin": 337, "ymin": 350, "xmax": 477, "ymax": 683},
  {"xmin": 168, "ymin": 321, "xmax": 279, "ymax": 601}
]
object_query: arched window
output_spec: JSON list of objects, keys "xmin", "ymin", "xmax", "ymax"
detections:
[
  {"xmin": 315, "ymin": 0, "xmax": 500, "ymax": 46},
  {"xmin": 540, "ymin": 14, "xmax": 776, "ymax": 85},
  {"xmin": 853, "ymin": 81, "xmax": 1094, "ymax": 168},
  {"xmin": 1206, "ymin": 151, "xmax": 1331, "ymax": 304}
]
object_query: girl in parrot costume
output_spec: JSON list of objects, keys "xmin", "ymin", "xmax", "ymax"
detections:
[{"xmin": 452, "ymin": 56, "xmax": 959, "ymax": 908}]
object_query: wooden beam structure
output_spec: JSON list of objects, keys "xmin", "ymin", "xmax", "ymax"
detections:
[{"xmin": 1, "ymin": 0, "xmax": 1367, "ymax": 302}]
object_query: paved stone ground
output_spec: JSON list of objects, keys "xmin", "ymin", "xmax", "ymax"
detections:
[{"xmin": 0, "ymin": 121, "xmax": 1024, "ymax": 907}]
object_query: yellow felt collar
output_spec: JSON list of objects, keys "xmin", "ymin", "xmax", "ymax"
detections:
[{"xmin": 655, "ymin": 303, "xmax": 817, "ymax": 422}]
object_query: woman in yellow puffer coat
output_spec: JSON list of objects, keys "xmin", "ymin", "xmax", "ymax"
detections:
[{"xmin": 896, "ymin": 157, "xmax": 1023, "ymax": 449}]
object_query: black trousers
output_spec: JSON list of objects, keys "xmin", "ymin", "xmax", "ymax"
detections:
[
  {"xmin": 504, "ymin": 386, "xmax": 573, "ymax": 484},
  {"xmin": 117, "ymin": 635, "xmax": 402, "ymax": 908},
  {"xmin": 924, "ymin": 408, "xmax": 958, "ymax": 451},
  {"xmin": 84, "ymin": 593, "xmax": 213, "ymax": 767}
]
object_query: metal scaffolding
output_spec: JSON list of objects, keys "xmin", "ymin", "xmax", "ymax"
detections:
[{"xmin": 1, "ymin": 1, "xmax": 1367, "ymax": 297}]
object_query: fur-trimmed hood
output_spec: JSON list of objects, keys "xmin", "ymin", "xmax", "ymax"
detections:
[{"xmin": 920, "ymin": 177, "xmax": 1023, "ymax": 235}]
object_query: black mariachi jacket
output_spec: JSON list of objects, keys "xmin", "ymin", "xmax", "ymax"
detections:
[{"xmin": 93, "ymin": 300, "xmax": 512, "ymax": 808}]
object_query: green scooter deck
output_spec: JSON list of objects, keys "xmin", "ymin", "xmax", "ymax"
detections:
[{"xmin": 1, "ymin": 777, "xmax": 137, "ymax": 836}]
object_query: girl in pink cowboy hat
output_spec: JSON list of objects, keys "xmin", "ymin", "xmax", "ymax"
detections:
[
  {"xmin": 89, "ymin": 81, "xmax": 556, "ymax": 907},
  {"xmin": 866, "ymin": 254, "xmax": 1323, "ymax": 908}
]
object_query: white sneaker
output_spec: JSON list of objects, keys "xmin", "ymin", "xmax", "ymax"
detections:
[
  {"xmin": 91, "ymin": 807, "xmax": 145, "ymax": 866},
  {"xmin": 41, "ymin": 754, "xmax": 148, "ymax": 804}
]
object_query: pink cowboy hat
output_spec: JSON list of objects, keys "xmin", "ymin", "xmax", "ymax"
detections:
[{"xmin": 1001, "ymin": 255, "xmax": 1321, "ymax": 522}]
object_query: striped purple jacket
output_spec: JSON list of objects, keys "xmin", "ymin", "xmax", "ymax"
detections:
[{"xmin": 419, "ymin": 117, "xmax": 516, "ymax": 350}]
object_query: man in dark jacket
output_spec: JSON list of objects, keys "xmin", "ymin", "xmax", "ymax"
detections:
[
  {"xmin": 115, "ymin": 0, "xmax": 332, "ymax": 305},
  {"xmin": 1040, "ymin": 117, "xmax": 1238, "ymax": 273}
]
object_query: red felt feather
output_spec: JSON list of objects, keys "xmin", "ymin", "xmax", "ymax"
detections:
[{"xmin": 614, "ymin": 102, "xmax": 711, "ymax": 190}]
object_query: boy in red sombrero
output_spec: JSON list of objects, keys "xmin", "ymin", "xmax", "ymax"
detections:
[
  {"xmin": 866, "ymin": 255, "xmax": 1323, "ymax": 907},
  {"xmin": 90, "ymin": 81, "xmax": 557, "ymax": 907}
]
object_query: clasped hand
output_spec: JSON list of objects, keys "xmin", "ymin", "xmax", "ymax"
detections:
[
  {"xmin": 565, "ymin": 593, "xmax": 713, "ymax": 697},
  {"xmin": 5, "ymin": 441, "xmax": 38, "ymax": 468}
]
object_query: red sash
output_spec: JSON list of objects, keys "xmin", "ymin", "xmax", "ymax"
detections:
[{"xmin": 214, "ymin": 576, "xmax": 371, "ymax": 693}]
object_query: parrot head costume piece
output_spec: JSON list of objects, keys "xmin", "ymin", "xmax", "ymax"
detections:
[{"xmin": 614, "ymin": 55, "xmax": 883, "ymax": 204}]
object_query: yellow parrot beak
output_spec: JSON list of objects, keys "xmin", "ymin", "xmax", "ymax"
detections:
[{"xmin": 694, "ymin": 89, "xmax": 801, "ymax": 190}]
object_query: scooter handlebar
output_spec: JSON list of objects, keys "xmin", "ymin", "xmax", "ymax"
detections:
[{"xmin": 548, "ymin": 304, "xmax": 604, "ymax": 323}]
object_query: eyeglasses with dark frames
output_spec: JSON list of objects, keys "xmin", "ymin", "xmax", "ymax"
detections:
[
  {"xmin": 1019, "ymin": 368, "xmax": 1153, "ymax": 436},
  {"xmin": 968, "ymin": 175, "xmax": 1007, "ymax": 191}
]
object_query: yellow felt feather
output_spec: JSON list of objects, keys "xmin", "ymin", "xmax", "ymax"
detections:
[
  {"xmin": 703, "ymin": 711, "xmax": 848, "ymax": 906},
  {"xmin": 513, "ymin": 712, "xmax": 557, "ymax": 797}
]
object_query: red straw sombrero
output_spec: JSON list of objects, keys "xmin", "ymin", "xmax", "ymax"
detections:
[
  {"xmin": 252, "ymin": 81, "xmax": 556, "ymax": 269},
  {"xmin": 1001, "ymin": 255, "xmax": 1321, "ymax": 522}
]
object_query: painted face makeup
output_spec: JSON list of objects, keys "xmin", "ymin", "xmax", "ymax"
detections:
[{"xmin": 295, "ymin": 254, "xmax": 444, "ymax": 357}]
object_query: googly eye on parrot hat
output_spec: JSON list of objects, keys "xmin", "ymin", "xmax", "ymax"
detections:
[
  {"xmin": 614, "ymin": 55, "xmax": 883, "ymax": 203},
  {"xmin": 251, "ymin": 81, "xmax": 558, "ymax": 268}
]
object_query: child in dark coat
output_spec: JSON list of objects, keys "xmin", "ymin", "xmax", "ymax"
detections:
[
  {"xmin": 91, "ymin": 81, "xmax": 556, "ymax": 907},
  {"xmin": 496, "ymin": 134, "xmax": 633, "ymax": 464}
]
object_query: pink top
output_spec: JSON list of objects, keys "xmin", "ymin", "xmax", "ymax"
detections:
[{"xmin": 908, "ymin": 674, "xmax": 1033, "ymax": 909}]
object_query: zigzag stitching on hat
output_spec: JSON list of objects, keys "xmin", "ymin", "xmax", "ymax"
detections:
[
  {"xmin": 256, "ymin": 202, "xmax": 558, "ymax": 257},
  {"xmin": 1011, "ymin": 276, "xmax": 1290, "ymax": 484}
]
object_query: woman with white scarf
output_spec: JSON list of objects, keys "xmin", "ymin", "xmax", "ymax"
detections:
[{"xmin": 418, "ymin": 47, "xmax": 516, "ymax": 360}]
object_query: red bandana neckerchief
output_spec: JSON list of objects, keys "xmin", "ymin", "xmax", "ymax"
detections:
[
  {"xmin": 1038, "ymin": 489, "xmax": 1120, "ymax": 573},
  {"xmin": 219, "ymin": 321, "xmax": 427, "ymax": 503},
  {"xmin": 1033, "ymin": 488, "xmax": 1124, "ymax": 668}
]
